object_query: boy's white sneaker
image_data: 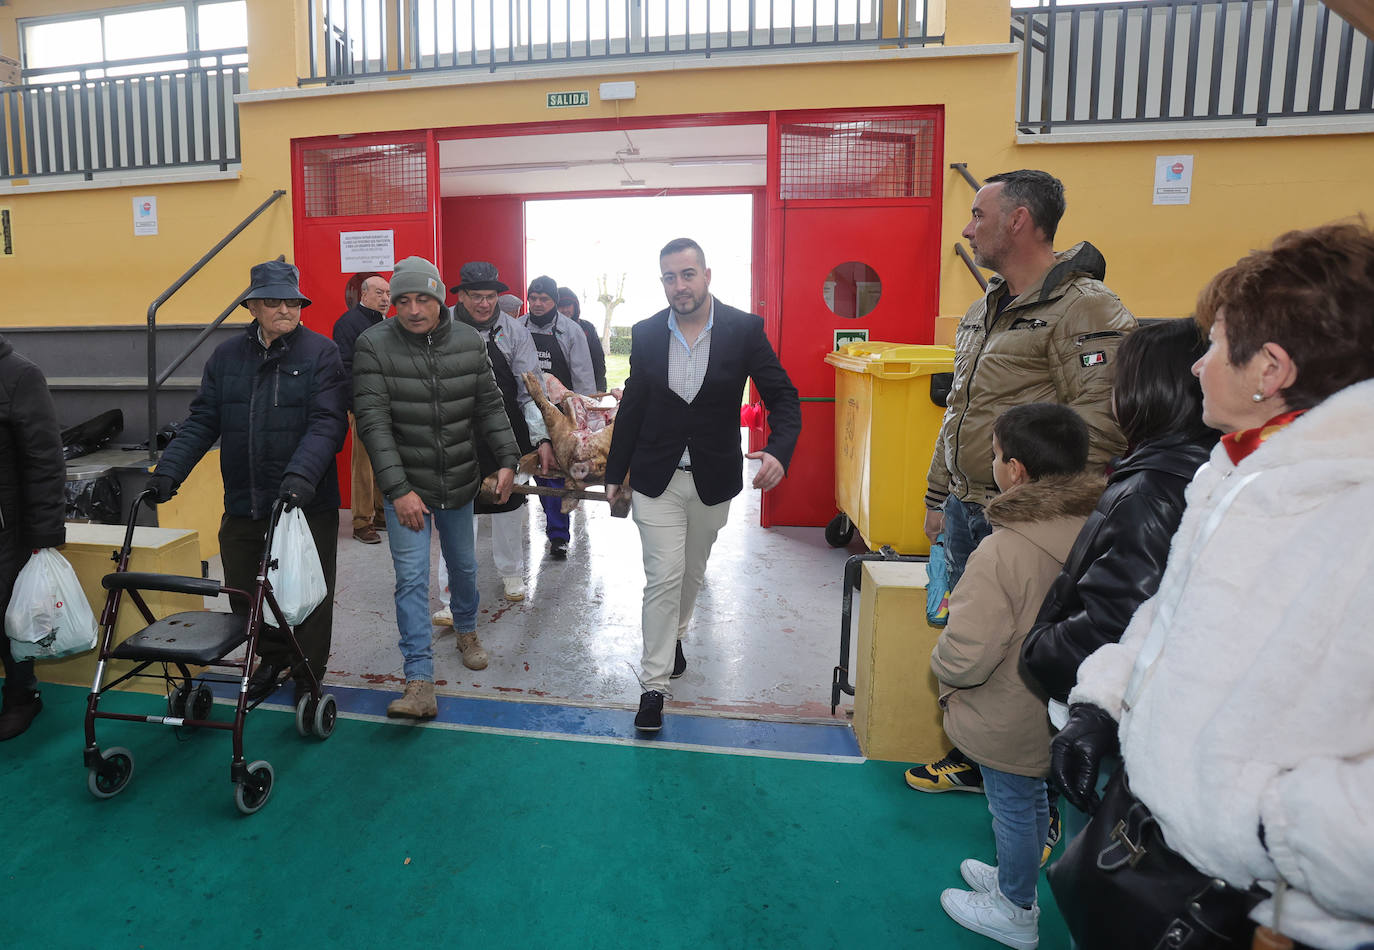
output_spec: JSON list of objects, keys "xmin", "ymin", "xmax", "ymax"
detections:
[
  {"xmin": 940, "ymin": 885, "xmax": 1039, "ymax": 950},
  {"xmin": 501, "ymin": 576, "xmax": 526, "ymax": 602},
  {"xmin": 959, "ymin": 858, "xmax": 999, "ymax": 894}
]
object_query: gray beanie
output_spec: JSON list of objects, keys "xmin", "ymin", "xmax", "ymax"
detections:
[
  {"xmin": 527, "ymin": 275, "xmax": 559, "ymax": 300},
  {"xmin": 390, "ymin": 256, "xmax": 446, "ymax": 301}
]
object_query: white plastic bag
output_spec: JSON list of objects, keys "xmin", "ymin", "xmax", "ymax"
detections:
[
  {"xmin": 266, "ymin": 507, "xmax": 327, "ymax": 626},
  {"xmin": 4, "ymin": 548, "xmax": 99, "ymax": 660}
]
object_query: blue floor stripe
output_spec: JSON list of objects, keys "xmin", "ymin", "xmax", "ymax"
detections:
[{"xmin": 204, "ymin": 678, "xmax": 863, "ymax": 760}]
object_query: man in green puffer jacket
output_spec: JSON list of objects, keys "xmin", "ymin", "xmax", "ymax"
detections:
[{"xmin": 352, "ymin": 256, "xmax": 519, "ymax": 720}]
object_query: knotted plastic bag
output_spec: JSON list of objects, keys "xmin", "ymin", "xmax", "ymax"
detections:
[
  {"xmin": 266, "ymin": 508, "xmax": 327, "ymax": 627},
  {"xmin": 4, "ymin": 548, "xmax": 99, "ymax": 660},
  {"xmin": 926, "ymin": 536, "xmax": 950, "ymax": 627}
]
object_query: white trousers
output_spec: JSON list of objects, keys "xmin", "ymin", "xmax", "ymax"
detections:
[
  {"xmin": 438, "ymin": 505, "xmax": 526, "ymax": 604},
  {"xmin": 632, "ymin": 469, "xmax": 731, "ymax": 692}
]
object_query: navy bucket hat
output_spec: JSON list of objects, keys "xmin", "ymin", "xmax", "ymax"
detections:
[{"xmin": 241, "ymin": 260, "xmax": 311, "ymax": 308}]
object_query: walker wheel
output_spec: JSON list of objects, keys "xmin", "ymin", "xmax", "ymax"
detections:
[
  {"xmin": 234, "ymin": 760, "xmax": 275, "ymax": 815},
  {"xmin": 88, "ymin": 747, "xmax": 135, "ymax": 799},
  {"xmin": 825, "ymin": 513, "xmax": 856, "ymax": 548},
  {"xmin": 167, "ymin": 685, "xmax": 190, "ymax": 718},
  {"xmin": 189, "ymin": 685, "xmax": 214, "ymax": 721},
  {"xmin": 313, "ymin": 694, "xmax": 338, "ymax": 740},
  {"xmin": 294, "ymin": 694, "xmax": 313, "ymax": 737}
]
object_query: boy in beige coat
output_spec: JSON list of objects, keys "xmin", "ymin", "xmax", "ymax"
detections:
[{"xmin": 930, "ymin": 403, "xmax": 1103, "ymax": 950}]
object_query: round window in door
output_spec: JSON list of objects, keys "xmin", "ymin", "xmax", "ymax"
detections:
[{"xmin": 823, "ymin": 262, "xmax": 882, "ymax": 318}]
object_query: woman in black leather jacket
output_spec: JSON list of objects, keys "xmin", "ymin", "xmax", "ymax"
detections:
[{"xmin": 1022, "ymin": 318, "xmax": 1218, "ymax": 713}]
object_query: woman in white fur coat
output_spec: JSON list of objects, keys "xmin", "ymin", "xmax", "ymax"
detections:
[{"xmin": 1051, "ymin": 222, "xmax": 1374, "ymax": 950}]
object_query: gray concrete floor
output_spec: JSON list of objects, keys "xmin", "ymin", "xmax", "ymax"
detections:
[{"xmin": 213, "ymin": 454, "xmax": 868, "ymax": 722}]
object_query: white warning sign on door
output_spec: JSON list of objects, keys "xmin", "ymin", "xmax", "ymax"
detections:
[{"xmin": 340, "ymin": 230, "xmax": 395, "ymax": 271}]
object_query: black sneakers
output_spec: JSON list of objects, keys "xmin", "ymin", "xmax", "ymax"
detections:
[
  {"xmin": 548, "ymin": 538, "xmax": 568, "ymax": 559},
  {"xmin": 671, "ymin": 641, "xmax": 686, "ymax": 679},
  {"xmin": 634, "ymin": 690, "xmax": 664, "ymax": 732},
  {"xmin": 246, "ymin": 663, "xmax": 286, "ymax": 702}
]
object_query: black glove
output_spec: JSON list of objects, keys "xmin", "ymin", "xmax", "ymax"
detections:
[
  {"xmin": 1050, "ymin": 703, "xmax": 1120, "ymax": 814},
  {"xmin": 144, "ymin": 473, "xmax": 178, "ymax": 504},
  {"xmin": 278, "ymin": 474, "xmax": 315, "ymax": 509}
]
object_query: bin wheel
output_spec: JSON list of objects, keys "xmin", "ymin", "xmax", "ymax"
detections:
[
  {"xmin": 234, "ymin": 760, "xmax": 274, "ymax": 815},
  {"xmin": 294, "ymin": 694, "xmax": 313, "ymax": 737},
  {"xmin": 313, "ymin": 694, "xmax": 338, "ymax": 740},
  {"xmin": 167, "ymin": 684, "xmax": 190, "ymax": 718},
  {"xmin": 825, "ymin": 513, "xmax": 856, "ymax": 548},
  {"xmin": 88, "ymin": 747, "xmax": 135, "ymax": 799},
  {"xmin": 189, "ymin": 685, "xmax": 214, "ymax": 722}
]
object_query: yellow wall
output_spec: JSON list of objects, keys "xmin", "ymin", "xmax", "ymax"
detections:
[{"xmin": 3, "ymin": 0, "xmax": 1372, "ymax": 329}]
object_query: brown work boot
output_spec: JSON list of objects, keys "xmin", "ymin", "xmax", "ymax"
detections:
[
  {"xmin": 353, "ymin": 525, "xmax": 381, "ymax": 544},
  {"xmin": 456, "ymin": 631, "xmax": 489, "ymax": 671},
  {"xmin": 386, "ymin": 680, "xmax": 437, "ymax": 719}
]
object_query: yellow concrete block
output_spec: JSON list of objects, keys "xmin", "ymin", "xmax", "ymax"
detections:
[
  {"xmin": 154, "ymin": 448, "xmax": 224, "ymax": 560},
  {"xmin": 852, "ymin": 560, "xmax": 950, "ymax": 763},
  {"xmin": 39, "ymin": 524, "xmax": 205, "ymax": 692}
]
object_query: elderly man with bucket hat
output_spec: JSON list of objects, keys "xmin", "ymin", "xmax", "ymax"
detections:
[
  {"xmin": 147, "ymin": 260, "xmax": 349, "ymax": 704},
  {"xmin": 432, "ymin": 262, "xmax": 556, "ymax": 623},
  {"xmin": 352, "ymin": 256, "xmax": 520, "ymax": 719}
]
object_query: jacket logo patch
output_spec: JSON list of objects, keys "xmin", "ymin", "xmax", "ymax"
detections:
[{"xmin": 1081, "ymin": 351, "xmax": 1107, "ymax": 367}]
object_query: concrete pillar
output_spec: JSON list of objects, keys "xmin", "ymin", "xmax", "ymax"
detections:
[
  {"xmin": 247, "ymin": 0, "xmax": 307, "ymax": 91},
  {"xmin": 931, "ymin": 0, "xmax": 1012, "ymax": 47}
]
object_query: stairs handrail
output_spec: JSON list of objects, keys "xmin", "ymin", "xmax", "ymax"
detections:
[
  {"xmin": 949, "ymin": 165, "xmax": 989, "ymax": 290},
  {"xmin": 145, "ymin": 189, "xmax": 287, "ymax": 459}
]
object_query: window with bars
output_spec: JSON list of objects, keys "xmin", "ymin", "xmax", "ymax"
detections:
[
  {"xmin": 779, "ymin": 118, "xmax": 936, "ymax": 200},
  {"xmin": 302, "ymin": 143, "xmax": 428, "ymax": 218}
]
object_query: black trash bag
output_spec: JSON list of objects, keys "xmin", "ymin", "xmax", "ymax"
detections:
[
  {"xmin": 60, "ymin": 409, "xmax": 124, "ymax": 461},
  {"xmin": 65, "ymin": 472, "xmax": 122, "ymax": 524}
]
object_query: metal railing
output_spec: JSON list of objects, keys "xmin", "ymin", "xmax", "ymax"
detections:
[
  {"xmin": 302, "ymin": 0, "xmax": 939, "ymax": 83},
  {"xmin": 146, "ymin": 191, "xmax": 287, "ymax": 459},
  {"xmin": 1013, "ymin": 0, "xmax": 1374, "ymax": 132},
  {"xmin": 0, "ymin": 50, "xmax": 248, "ymax": 181},
  {"xmin": 949, "ymin": 163, "xmax": 988, "ymax": 290}
]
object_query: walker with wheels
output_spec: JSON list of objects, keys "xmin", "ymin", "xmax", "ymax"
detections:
[{"xmin": 82, "ymin": 491, "xmax": 336, "ymax": 815}]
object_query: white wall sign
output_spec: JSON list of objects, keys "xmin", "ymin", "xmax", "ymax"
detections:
[
  {"xmin": 133, "ymin": 196, "xmax": 158, "ymax": 235},
  {"xmin": 340, "ymin": 229, "xmax": 395, "ymax": 271},
  {"xmin": 1153, "ymin": 155, "xmax": 1194, "ymax": 206}
]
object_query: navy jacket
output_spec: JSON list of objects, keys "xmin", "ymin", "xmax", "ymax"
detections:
[
  {"xmin": 156, "ymin": 322, "xmax": 349, "ymax": 520},
  {"xmin": 605, "ymin": 300, "xmax": 801, "ymax": 506},
  {"xmin": 1021, "ymin": 430, "xmax": 1217, "ymax": 703},
  {"xmin": 0, "ymin": 336, "xmax": 66, "ymax": 594},
  {"xmin": 332, "ymin": 302, "xmax": 385, "ymax": 409}
]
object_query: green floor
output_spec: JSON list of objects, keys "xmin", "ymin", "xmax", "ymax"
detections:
[{"xmin": 3, "ymin": 685, "xmax": 1070, "ymax": 949}]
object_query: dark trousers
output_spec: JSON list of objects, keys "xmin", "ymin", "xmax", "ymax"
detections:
[
  {"xmin": 535, "ymin": 475, "xmax": 570, "ymax": 541},
  {"xmin": 218, "ymin": 508, "xmax": 338, "ymax": 681},
  {"xmin": 0, "ymin": 541, "xmax": 37, "ymax": 691}
]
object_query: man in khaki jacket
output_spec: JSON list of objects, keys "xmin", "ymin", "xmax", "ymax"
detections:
[{"xmin": 911, "ymin": 169, "xmax": 1135, "ymax": 796}]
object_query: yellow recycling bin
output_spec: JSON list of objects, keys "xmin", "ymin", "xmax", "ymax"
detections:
[{"xmin": 823, "ymin": 342, "xmax": 955, "ymax": 556}]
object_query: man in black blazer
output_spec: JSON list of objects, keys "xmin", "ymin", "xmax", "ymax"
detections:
[{"xmin": 605, "ymin": 238, "xmax": 801, "ymax": 733}]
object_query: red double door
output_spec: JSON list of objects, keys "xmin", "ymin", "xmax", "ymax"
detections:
[{"xmin": 760, "ymin": 108, "xmax": 944, "ymax": 529}]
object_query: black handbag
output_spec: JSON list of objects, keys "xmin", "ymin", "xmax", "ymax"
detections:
[{"xmin": 1047, "ymin": 769, "xmax": 1270, "ymax": 950}]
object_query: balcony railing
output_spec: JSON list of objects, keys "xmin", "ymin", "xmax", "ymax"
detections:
[
  {"xmin": 302, "ymin": 0, "xmax": 939, "ymax": 84},
  {"xmin": 0, "ymin": 50, "xmax": 248, "ymax": 182},
  {"xmin": 1013, "ymin": 0, "xmax": 1374, "ymax": 132}
]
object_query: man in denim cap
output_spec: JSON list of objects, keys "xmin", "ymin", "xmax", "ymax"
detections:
[{"xmin": 148, "ymin": 260, "xmax": 349, "ymax": 705}]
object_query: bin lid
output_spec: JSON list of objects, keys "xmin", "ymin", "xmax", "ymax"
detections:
[
  {"xmin": 824, "ymin": 342, "xmax": 955, "ymax": 379},
  {"xmin": 65, "ymin": 462, "xmax": 113, "ymax": 479}
]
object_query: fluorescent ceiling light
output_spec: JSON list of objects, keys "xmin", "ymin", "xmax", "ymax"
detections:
[
  {"xmin": 446, "ymin": 162, "xmax": 571, "ymax": 175},
  {"xmin": 667, "ymin": 156, "xmax": 765, "ymax": 167}
]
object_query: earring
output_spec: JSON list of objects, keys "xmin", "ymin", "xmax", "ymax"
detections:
[{"xmin": 1252, "ymin": 392, "xmax": 1264, "ymax": 402}]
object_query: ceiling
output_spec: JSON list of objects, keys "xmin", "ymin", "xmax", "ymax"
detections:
[{"xmin": 437, "ymin": 124, "xmax": 767, "ymax": 197}]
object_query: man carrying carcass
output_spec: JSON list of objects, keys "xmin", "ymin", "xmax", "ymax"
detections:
[
  {"xmin": 352, "ymin": 256, "xmax": 519, "ymax": 718},
  {"xmin": 430, "ymin": 261, "xmax": 556, "ymax": 620},
  {"xmin": 605, "ymin": 238, "xmax": 801, "ymax": 733},
  {"xmin": 519, "ymin": 275, "xmax": 595, "ymax": 559}
]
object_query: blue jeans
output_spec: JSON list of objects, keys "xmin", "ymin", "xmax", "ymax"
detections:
[
  {"xmin": 535, "ymin": 475, "xmax": 570, "ymax": 542},
  {"xmin": 944, "ymin": 495, "xmax": 992, "ymax": 592},
  {"xmin": 384, "ymin": 500, "xmax": 476, "ymax": 682},
  {"xmin": 981, "ymin": 765, "xmax": 1050, "ymax": 908}
]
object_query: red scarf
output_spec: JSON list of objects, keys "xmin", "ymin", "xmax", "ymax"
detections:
[{"xmin": 1221, "ymin": 409, "xmax": 1306, "ymax": 464}]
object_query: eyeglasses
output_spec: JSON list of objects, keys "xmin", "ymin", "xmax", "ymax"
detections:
[
  {"xmin": 463, "ymin": 292, "xmax": 499, "ymax": 305},
  {"xmin": 257, "ymin": 298, "xmax": 305, "ymax": 309}
]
